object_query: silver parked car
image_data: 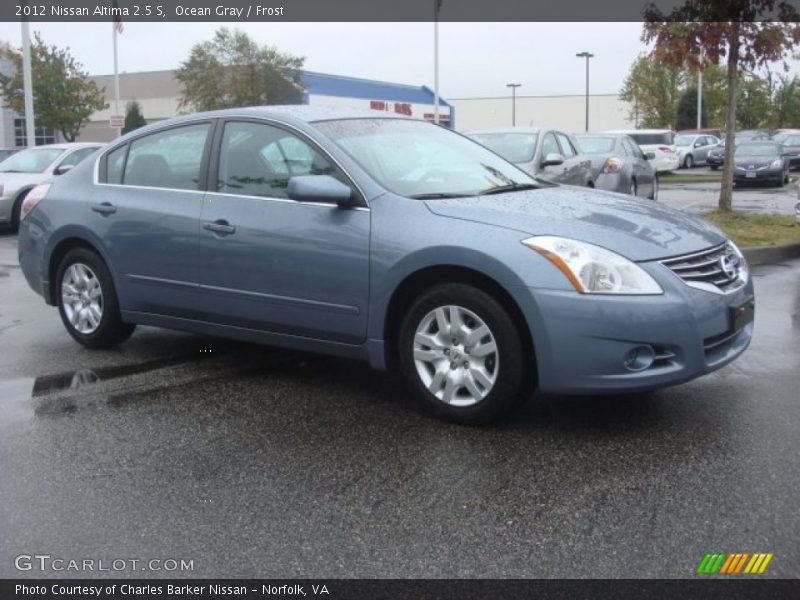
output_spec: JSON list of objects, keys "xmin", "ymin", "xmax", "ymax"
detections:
[
  {"xmin": 0, "ymin": 143, "xmax": 102, "ymax": 231},
  {"xmin": 467, "ymin": 127, "xmax": 593, "ymax": 187},
  {"xmin": 674, "ymin": 134, "xmax": 721, "ymax": 169},
  {"xmin": 574, "ymin": 134, "xmax": 658, "ymax": 200}
]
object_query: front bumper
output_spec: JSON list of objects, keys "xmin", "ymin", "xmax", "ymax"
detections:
[
  {"xmin": 652, "ymin": 155, "xmax": 680, "ymax": 173},
  {"xmin": 734, "ymin": 167, "xmax": 783, "ymax": 182},
  {"xmin": 513, "ymin": 263, "xmax": 754, "ymax": 394},
  {"xmin": 707, "ymin": 155, "xmax": 724, "ymax": 166}
]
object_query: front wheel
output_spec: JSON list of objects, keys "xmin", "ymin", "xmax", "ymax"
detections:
[
  {"xmin": 684, "ymin": 155, "xmax": 694, "ymax": 169},
  {"xmin": 397, "ymin": 283, "xmax": 531, "ymax": 424},
  {"xmin": 56, "ymin": 248, "xmax": 135, "ymax": 349},
  {"xmin": 649, "ymin": 174, "xmax": 659, "ymax": 201}
]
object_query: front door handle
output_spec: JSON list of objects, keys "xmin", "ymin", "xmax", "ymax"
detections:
[
  {"xmin": 203, "ymin": 220, "xmax": 236, "ymax": 235},
  {"xmin": 91, "ymin": 202, "xmax": 117, "ymax": 215}
]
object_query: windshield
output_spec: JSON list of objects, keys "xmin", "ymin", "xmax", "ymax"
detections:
[
  {"xmin": 772, "ymin": 132, "xmax": 790, "ymax": 143},
  {"xmin": 0, "ymin": 147, "xmax": 64, "ymax": 173},
  {"xmin": 314, "ymin": 119, "xmax": 537, "ymax": 197},
  {"xmin": 674, "ymin": 135, "xmax": 694, "ymax": 146},
  {"xmin": 735, "ymin": 144, "xmax": 779, "ymax": 157},
  {"xmin": 467, "ymin": 133, "xmax": 538, "ymax": 163},
  {"xmin": 575, "ymin": 136, "xmax": 615, "ymax": 154},
  {"xmin": 628, "ymin": 132, "xmax": 674, "ymax": 146}
]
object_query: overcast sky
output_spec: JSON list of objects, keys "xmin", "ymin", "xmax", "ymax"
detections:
[{"xmin": 1, "ymin": 22, "xmax": 798, "ymax": 99}]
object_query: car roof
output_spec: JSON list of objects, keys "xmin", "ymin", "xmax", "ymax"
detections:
[
  {"xmin": 603, "ymin": 129, "xmax": 673, "ymax": 134},
  {"xmin": 23, "ymin": 142, "xmax": 102, "ymax": 151},
  {"xmin": 467, "ymin": 127, "xmax": 543, "ymax": 134}
]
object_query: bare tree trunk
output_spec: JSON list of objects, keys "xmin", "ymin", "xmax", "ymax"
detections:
[{"xmin": 719, "ymin": 23, "xmax": 741, "ymax": 212}]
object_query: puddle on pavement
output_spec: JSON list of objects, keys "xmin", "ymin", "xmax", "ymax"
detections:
[{"xmin": 0, "ymin": 352, "xmax": 209, "ymax": 426}]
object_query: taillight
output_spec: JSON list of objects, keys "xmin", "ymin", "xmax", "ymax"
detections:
[
  {"xmin": 20, "ymin": 183, "xmax": 50, "ymax": 221},
  {"xmin": 602, "ymin": 157, "xmax": 624, "ymax": 173},
  {"xmin": 658, "ymin": 146, "xmax": 673, "ymax": 153}
]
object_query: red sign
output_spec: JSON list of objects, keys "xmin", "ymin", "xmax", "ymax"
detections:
[
  {"xmin": 370, "ymin": 100, "xmax": 388, "ymax": 111},
  {"xmin": 394, "ymin": 103, "xmax": 412, "ymax": 116},
  {"xmin": 109, "ymin": 115, "xmax": 124, "ymax": 128}
]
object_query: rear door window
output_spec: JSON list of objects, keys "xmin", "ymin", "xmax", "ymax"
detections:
[
  {"xmin": 123, "ymin": 123, "xmax": 210, "ymax": 190},
  {"xmin": 555, "ymin": 133, "xmax": 577, "ymax": 157}
]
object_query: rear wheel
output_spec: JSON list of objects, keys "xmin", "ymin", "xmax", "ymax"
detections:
[
  {"xmin": 684, "ymin": 154, "xmax": 694, "ymax": 169},
  {"xmin": 710, "ymin": 164, "xmax": 719, "ymax": 171},
  {"xmin": 649, "ymin": 174, "xmax": 659, "ymax": 201},
  {"xmin": 56, "ymin": 248, "xmax": 135, "ymax": 349},
  {"xmin": 397, "ymin": 283, "xmax": 530, "ymax": 424}
]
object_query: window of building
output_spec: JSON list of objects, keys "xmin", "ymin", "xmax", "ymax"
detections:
[{"xmin": 14, "ymin": 118, "xmax": 57, "ymax": 147}]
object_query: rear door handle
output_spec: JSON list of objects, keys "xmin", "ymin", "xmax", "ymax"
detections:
[
  {"xmin": 91, "ymin": 202, "xmax": 117, "ymax": 215},
  {"xmin": 203, "ymin": 220, "xmax": 236, "ymax": 235}
]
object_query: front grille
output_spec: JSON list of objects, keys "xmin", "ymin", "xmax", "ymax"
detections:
[{"xmin": 660, "ymin": 243, "xmax": 745, "ymax": 293}]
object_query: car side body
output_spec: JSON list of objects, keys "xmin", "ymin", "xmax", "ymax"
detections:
[{"xmin": 17, "ymin": 107, "xmax": 754, "ymax": 423}]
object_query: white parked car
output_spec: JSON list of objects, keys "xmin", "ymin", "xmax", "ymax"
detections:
[
  {"xmin": 0, "ymin": 143, "xmax": 102, "ymax": 231},
  {"xmin": 603, "ymin": 129, "xmax": 680, "ymax": 173}
]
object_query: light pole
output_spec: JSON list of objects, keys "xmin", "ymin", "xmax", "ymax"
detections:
[
  {"xmin": 576, "ymin": 51, "xmax": 594, "ymax": 132},
  {"xmin": 506, "ymin": 83, "xmax": 521, "ymax": 126}
]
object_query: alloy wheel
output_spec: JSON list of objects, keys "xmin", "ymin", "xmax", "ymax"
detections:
[{"xmin": 61, "ymin": 263, "xmax": 104, "ymax": 334}]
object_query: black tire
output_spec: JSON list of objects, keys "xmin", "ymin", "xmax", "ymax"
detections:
[
  {"xmin": 628, "ymin": 179, "xmax": 638, "ymax": 197},
  {"xmin": 710, "ymin": 165, "xmax": 719, "ymax": 171},
  {"xmin": 56, "ymin": 247, "xmax": 135, "ymax": 349},
  {"xmin": 10, "ymin": 189, "xmax": 30, "ymax": 233},
  {"xmin": 684, "ymin": 155, "xmax": 694, "ymax": 169},
  {"xmin": 649, "ymin": 174, "xmax": 659, "ymax": 201},
  {"xmin": 397, "ymin": 283, "xmax": 531, "ymax": 424}
]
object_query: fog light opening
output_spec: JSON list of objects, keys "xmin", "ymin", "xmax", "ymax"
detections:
[{"xmin": 624, "ymin": 345, "xmax": 656, "ymax": 372}]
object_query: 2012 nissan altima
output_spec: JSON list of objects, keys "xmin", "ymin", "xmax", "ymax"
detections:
[{"xmin": 17, "ymin": 106, "xmax": 754, "ymax": 424}]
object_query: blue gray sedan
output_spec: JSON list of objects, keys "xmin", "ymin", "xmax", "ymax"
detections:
[{"xmin": 17, "ymin": 106, "xmax": 754, "ymax": 423}]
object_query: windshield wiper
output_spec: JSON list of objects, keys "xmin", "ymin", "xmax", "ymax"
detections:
[
  {"xmin": 478, "ymin": 182, "xmax": 539, "ymax": 195},
  {"xmin": 407, "ymin": 192, "xmax": 475, "ymax": 199}
]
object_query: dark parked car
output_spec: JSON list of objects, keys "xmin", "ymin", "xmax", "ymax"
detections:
[
  {"xmin": 771, "ymin": 130, "xmax": 800, "ymax": 168},
  {"xmin": 733, "ymin": 141, "xmax": 790, "ymax": 186},
  {"xmin": 574, "ymin": 133, "xmax": 658, "ymax": 200},
  {"xmin": 707, "ymin": 133, "xmax": 774, "ymax": 170},
  {"xmin": 17, "ymin": 107, "xmax": 754, "ymax": 424},
  {"xmin": 467, "ymin": 127, "xmax": 594, "ymax": 187}
]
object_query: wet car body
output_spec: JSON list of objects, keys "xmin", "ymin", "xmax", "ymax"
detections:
[
  {"xmin": 17, "ymin": 106, "xmax": 754, "ymax": 423},
  {"xmin": 574, "ymin": 133, "xmax": 658, "ymax": 200}
]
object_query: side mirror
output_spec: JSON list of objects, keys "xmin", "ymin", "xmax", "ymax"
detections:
[
  {"xmin": 694, "ymin": 142, "xmax": 702, "ymax": 148},
  {"xmin": 645, "ymin": 152, "xmax": 656, "ymax": 160},
  {"xmin": 54, "ymin": 164, "xmax": 74, "ymax": 176},
  {"xmin": 287, "ymin": 175, "xmax": 354, "ymax": 207},
  {"xmin": 541, "ymin": 153, "xmax": 565, "ymax": 167}
]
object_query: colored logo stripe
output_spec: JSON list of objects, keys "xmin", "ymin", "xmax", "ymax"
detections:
[{"xmin": 697, "ymin": 552, "xmax": 773, "ymax": 575}]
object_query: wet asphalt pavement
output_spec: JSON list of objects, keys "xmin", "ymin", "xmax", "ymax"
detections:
[{"xmin": 0, "ymin": 230, "xmax": 799, "ymax": 579}]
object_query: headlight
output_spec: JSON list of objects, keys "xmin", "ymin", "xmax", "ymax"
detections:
[
  {"xmin": 771, "ymin": 158, "xmax": 783, "ymax": 168},
  {"xmin": 522, "ymin": 236, "xmax": 663, "ymax": 295}
]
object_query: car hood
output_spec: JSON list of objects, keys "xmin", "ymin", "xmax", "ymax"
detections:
[
  {"xmin": 424, "ymin": 186, "xmax": 726, "ymax": 261},
  {"xmin": 734, "ymin": 155, "xmax": 777, "ymax": 164},
  {"xmin": 0, "ymin": 171, "xmax": 48, "ymax": 194}
]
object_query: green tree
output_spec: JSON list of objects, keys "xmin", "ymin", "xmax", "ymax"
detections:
[
  {"xmin": 620, "ymin": 54, "xmax": 686, "ymax": 129},
  {"xmin": 122, "ymin": 101, "xmax": 147, "ymax": 134},
  {"xmin": 736, "ymin": 75, "xmax": 772, "ymax": 129},
  {"xmin": 176, "ymin": 27, "xmax": 304, "ymax": 111},
  {"xmin": 771, "ymin": 75, "xmax": 800, "ymax": 128},
  {"xmin": 676, "ymin": 87, "xmax": 708, "ymax": 129},
  {"xmin": 0, "ymin": 33, "xmax": 107, "ymax": 142},
  {"xmin": 644, "ymin": 2, "xmax": 800, "ymax": 211}
]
